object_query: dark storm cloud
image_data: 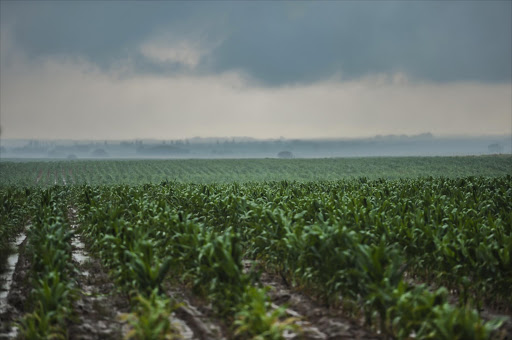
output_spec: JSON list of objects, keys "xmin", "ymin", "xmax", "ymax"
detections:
[{"xmin": 2, "ymin": 1, "xmax": 511, "ymax": 85}]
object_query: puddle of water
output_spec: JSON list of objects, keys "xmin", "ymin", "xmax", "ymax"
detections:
[
  {"xmin": 71, "ymin": 237, "xmax": 89, "ymax": 265},
  {"xmin": 14, "ymin": 234, "xmax": 26, "ymax": 246},
  {"xmin": 0, "ymin": 326, "xmax": 19, "ymax": 339},
  {"xmin": 6, "ymin": 254, "xmax": 19, "ymax": 270},
  {"xmin": 73, "ymin": 251, "xmax": 88, "ymax": 265},
  {"xmin": 0, "ymin": 233, "xmax": 27, "ymax": 315},
  {"xmin": 72, "ymin": 238, "xmax": 85, "ymax": 249}
]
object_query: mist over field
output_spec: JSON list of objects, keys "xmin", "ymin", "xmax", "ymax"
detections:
[{"xmin": 1, "ymin": 134, "xmax": 511, "ymax": 160}]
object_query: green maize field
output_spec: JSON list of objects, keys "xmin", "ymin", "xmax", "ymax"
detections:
[{"xmin": 1, "ymin": 156, "xmax": 511, "ymax": 339}]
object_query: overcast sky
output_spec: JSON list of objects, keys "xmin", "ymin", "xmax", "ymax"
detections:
[{"xmin": 1, "ymin": 1, "xmax": 511, "ymax": 140}]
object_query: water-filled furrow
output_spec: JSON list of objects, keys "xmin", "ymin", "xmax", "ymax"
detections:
[
  {"xmin": 0, "ymin": 233, "xmax": 27, "ymax": 314},
  {"xmin": 0, "ymin": 232, "xmax": 27, "ymax": 339}
]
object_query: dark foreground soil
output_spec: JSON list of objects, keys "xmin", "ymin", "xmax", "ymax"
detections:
[
  {"xmin": 256, "ymin": 266, "xmax": 381, "ymax": 340},
  {"xmin": 67, "ymin": 207, "xmax": 128, "ymax": 340},
  {"xmin": 166, "ymin": 285, "xmax": 230, "ymax": 340},
  {"xmin": 67, "ymin": 255, "xmax": 128, "ymax": 340},
  {"xmin": 0, "ymin": 237, "xmax": 30, "ymax": 339}
]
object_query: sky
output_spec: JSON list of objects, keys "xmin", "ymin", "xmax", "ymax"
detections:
[{"xmin": 1, "ymin": 1, "xmax": 511, "ymax": 140}]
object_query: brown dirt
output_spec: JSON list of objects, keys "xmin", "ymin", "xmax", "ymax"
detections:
[
  {"xmin": 67, "ymin": 207, "xmax": 128, "ymax": 340},
  {"xmin": 67, "ymin": 255, "xmax": 129, "ymax": 340},
  {"xmin": 68, "ymin": 206, "xmax": 230, "ymax": 340},
  {"xmin": 255, "ymin": 266, "xmax": 381, "ymax": 340},
  {"xmin": 166, "ymin": 284, "xmax": 230, "ymax": 340},
  {"xmin": 0, "ymin": 237, "xmax": 31, "ymax": 339}
]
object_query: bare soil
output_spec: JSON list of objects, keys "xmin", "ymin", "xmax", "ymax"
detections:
[
  {"xmin": 403, "ymin": 272, "xmax": 512, "ymax": 338},
  {"xmin": 67, "ymin": 207, "xmax": 128, "ymax": 340},
  {"xmin": 254, "ymin": 265, "xmax": 381, "ymax": 340},
  {"xmin": 68, "ymin": 207, "xmax": 230, "ymax": 340},
  {"xmin": 0, "ymin": 236, "xmax": 31, "ymax": 339},
  {"xmin": 166, "ymin": 285, "xmax": 229, "ymax": 340},
  {"xmin": 67, "ymin": 254, "xmax": 128, "ymax": 339}
]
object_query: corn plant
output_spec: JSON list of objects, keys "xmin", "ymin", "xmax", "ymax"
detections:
[
  {"xmin": 234, "ymin": 287, "xmax": 299, "ymax": 340},
  {"xmin": 18, "ymin": 187, "xmax": 76, "ymax": 339},
  {"xmin": 121, "ymin": 289, "xmax": 179, "ymax": 340}
]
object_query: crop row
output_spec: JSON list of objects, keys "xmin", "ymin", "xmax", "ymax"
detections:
[
  {"xmin": 179, "ymin": 177, "xmax": 511, "ymax": 308},
  {"xmin": 1, "ymin": 156, "xmax": 511, "ymax": 187},
  {"xmin": 79, "ymin": 186, "xmax": 297, "ymax": 338},
  {"xmin": 76, "ymin": 176, "xmax": 511, "ymax": 339},
  {"xmin": 1, "ymin": 175, "xmax": 510, "ymax": 338},
  {"xmin": 16, "ymin": 189, "xmax": 77, "ymax": 339}
]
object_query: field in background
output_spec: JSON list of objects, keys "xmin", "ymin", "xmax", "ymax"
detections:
[{"xmin": 1, "ymin": 155, "xmax": 511, "ymax": 186}]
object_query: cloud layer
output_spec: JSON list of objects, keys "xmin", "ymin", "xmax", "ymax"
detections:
[
  {"xmin": 1, "ymin": 2, "xmax": 511, "ymax": 140},
  {"xmin": 2, "ymin": 1, "xmax": 511, "ymax": 85}
]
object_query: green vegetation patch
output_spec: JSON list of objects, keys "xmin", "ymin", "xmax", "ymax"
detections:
[{"xmin": 1, "ymin": 155, "xmax": 511, "ymax": 187}]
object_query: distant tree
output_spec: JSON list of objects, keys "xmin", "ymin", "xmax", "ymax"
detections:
[
  {"xmin": 91, "ymin": 148, "xmax": 108, "ymax": 157},
  {"xmin": 277, "ymin": 151, "xmax": 294, "ymax": 159},
  {"xmin": 488, "ymin": 143, "xmax": 503, "ymax": 154}
]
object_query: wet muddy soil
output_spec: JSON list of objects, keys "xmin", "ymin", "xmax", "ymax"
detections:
[
  {"xmin": 166, "ymin": 285, "xmax": 229, "ymax": 340},
  {"xmin": 0, "ymin": 234, "xmax": 31, "ymax": 339},
  {"xmin": 67, "ymin": 255, "xmax": 129, "ymax": 340},
  {"xmin": 68, "ymin": 207, "xmax": 228, "ymax": 340},
  {"xmin": 0, "ymin": 234, "xmax": 27, "ymax": 315},
  {"xmin": 403, "ymin": 272, "xmax": 512, "ymax": 338},
  {"xmin": 67, "ymin": 207, "xmax": 128, "ymax": 340},
  {"xmin": 254, "ymin": 266, "xmax": 381, "ymax": 340}
]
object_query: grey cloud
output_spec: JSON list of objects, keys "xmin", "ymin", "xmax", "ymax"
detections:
[{"xmin": 1, "ymin": 1, "xmax": 511, "ymax": 85}]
